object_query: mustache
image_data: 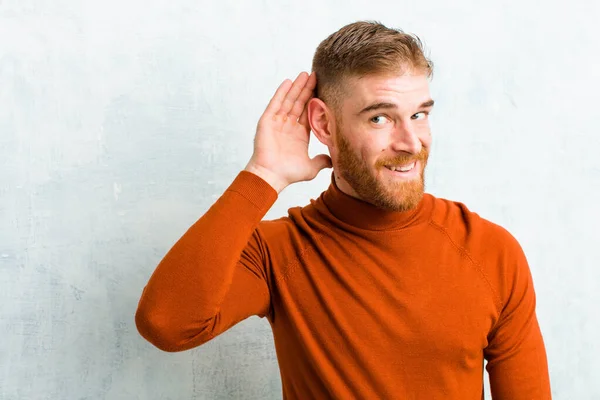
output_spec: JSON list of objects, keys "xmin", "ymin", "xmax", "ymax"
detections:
[{"xmin": 378, "ymin": 149, "xmax": 428, "ymax": 167}]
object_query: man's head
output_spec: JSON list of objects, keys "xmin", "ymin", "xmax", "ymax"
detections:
[{"xmin": 308, "ymin": 21, "xmax": 435, "ymax": 212}]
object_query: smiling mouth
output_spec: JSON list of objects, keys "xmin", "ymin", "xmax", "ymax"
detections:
[{"xmin": 384, "ymin": 161, "xmax": 416, "ymax": 172}]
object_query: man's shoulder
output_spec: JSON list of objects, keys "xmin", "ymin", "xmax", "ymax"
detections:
[
  {"xmin": 428, "ymin": 194, "xmax": 530, "ymax": 308},
  {"xmin": 254, "ymin": 206, "xmax": 310, "ymax": 246},
  {"xmin": 428, "ymin": 193, "xmax": 524, "ymax": 261},
  {"xmin": 429, "ymin": 193, "xmax": 511, "ymax": 230}
]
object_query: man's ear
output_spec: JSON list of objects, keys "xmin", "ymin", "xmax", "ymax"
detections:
[{"xmin": 308, "ymin": 98, "xmax": 335, "ymax": 147}]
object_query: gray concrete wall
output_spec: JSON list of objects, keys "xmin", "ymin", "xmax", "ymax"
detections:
[{"xmin": 1, "ymin": 0, "xmax": 598, "ymax": 398}]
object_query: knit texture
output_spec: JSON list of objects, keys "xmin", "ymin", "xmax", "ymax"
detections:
[{"xmin": 136, "ymin": 170, "xmax": 551, "ymax": 399}]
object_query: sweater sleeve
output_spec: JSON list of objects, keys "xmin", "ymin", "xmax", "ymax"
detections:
[
  {"xmin": 135, "ymin": 171, "xmax": 278, "ymax": 352},
  {"xmin": 484, "ymin": 232, "xmax": 552, "ymax": 399}
]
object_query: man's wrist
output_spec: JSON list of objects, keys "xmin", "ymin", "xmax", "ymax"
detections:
[{"xmin": 243, "ymin": 163, "xmax": 287, "ymax": 194}]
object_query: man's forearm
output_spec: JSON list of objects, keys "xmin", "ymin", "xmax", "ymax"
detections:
[{"xmin": 134, "ymin": 171, "xmax": 277, "ymax": 351}]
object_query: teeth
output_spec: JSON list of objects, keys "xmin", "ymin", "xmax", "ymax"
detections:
[{"xmin": 386, "ymin": 162, "xmax": 415, "ymax": 172}]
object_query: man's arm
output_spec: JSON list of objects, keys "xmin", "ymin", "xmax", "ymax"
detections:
[
  {"xmin": 135, "ymin": 71, "xmax": 332, "ymax": 352},
  {"xmin": 135, "ymin": 171, "xmax": 277, "ymax": 352},
  {"xmin": 484, "ymin": 232, "xmax": 552, "ymax": 399}
]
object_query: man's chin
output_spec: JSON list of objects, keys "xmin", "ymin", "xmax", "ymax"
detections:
[
  {"xmin": 337, "ymin": 165, "xmax": 425, "ymax": 212},
  {"xmin": 376, "ymin": 180, "xmax": 425, "ymax": 212},
  {"xmin": 381, "ymin": 193, "xmax": 423, "ymax": 212}
]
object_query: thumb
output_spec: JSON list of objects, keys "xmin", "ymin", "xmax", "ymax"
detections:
[{"xmin": 311, "ymin": 154, "xmax": 333, "ymax": 173}]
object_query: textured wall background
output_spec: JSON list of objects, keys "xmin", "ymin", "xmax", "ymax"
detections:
[{"xmin": 1, "ymin": 0, "xmax": 599, "ymax": 399}]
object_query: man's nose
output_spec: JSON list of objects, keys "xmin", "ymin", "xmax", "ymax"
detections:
[{"xmin": 390, "ymin": 122, "xmax": 422, "ymax": 155}]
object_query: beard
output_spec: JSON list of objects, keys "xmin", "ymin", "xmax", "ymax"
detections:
[{"xmin": 334, "ymin": 128, "xmax": 429, "ymax": 212}]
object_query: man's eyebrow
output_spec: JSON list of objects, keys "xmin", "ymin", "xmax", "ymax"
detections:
[
  {"xmin": 357, "ymin": 99, "xmax": 435, "ymax": 115},
  {"xmin": 420, "ymin": 99, "xmax": 435, "ymax": 108},
  {"xmin": 358, "ymin": 102, "xmax": 397, "ymax": 115}
]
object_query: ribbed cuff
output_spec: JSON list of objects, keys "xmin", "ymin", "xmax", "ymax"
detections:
[{"xmin": 226, "ymin": 170, "xmax": 279, "ymax": 214}]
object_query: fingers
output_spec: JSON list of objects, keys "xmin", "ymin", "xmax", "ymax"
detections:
[
  {"xmin": 264, "ymin": 71, "xmax": 316, "ymax": 123},
  {"xmin": 289, "ymin": 72, "xmax": 317, "ymax": 119},
  {"xmin": 298, "ymin": 103, "xmax": 310, "ymax": 129},
  {"xmin": 298, "ymin": 88, "xmax": 315, "ymax": 130},
  {"xmin": 275, "ymin": 71, "xmax": 310, "ymax": 118},
  {"xmin": 264, "ymin": 79, "xmax": 293, "ymax": 116}
]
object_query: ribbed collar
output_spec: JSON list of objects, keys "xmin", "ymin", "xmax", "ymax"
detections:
[{"xmin": 313, "ymin": 171, "xmax": 434, "ymax": 231}]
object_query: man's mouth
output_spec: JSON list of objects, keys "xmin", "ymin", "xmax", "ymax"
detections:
[{"xmin": 384, "ymin": 161, "xmax": 416, "ymax": 172}]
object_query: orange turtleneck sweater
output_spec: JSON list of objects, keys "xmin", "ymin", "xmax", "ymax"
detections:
[{"xmin": 135, "ymin": 170, "xmax": 551, "ymax": 399}]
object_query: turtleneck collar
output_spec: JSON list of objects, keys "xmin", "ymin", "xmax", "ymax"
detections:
[{"xmin": 313, "ymin": 171, "xmax": 434, "ymax": 231}]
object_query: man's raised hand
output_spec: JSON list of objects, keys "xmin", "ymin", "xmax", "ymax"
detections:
[{"xmin": 244, "ymin": 71, "xmax": 333, "ymax": 193}]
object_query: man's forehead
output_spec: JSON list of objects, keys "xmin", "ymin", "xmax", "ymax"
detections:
[
  {"xmin": 354, "ymin": 73, "xmax": 428, "ymax": 92},
  {"xmin": 344, "ymin": 74, "xmax": 431, "ymax": 108}
]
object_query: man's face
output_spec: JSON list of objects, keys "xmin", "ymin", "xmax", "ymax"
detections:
[{"xmin": 331, "ymin": 72, "xmax": 434, "ymax": 212}]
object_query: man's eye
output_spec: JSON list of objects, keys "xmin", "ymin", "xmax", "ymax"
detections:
[
  {"xmin": 370, "ymin": 115, "xmax": 388, "ymax": 125},
  {"xmin": 412, "ymin": 112, "xmax": 428, "ymax": 120}
]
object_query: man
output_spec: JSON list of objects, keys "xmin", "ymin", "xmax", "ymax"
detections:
[{"xmin": 135, "ymin": 21, "xmax": 551, "ymax": 399}]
